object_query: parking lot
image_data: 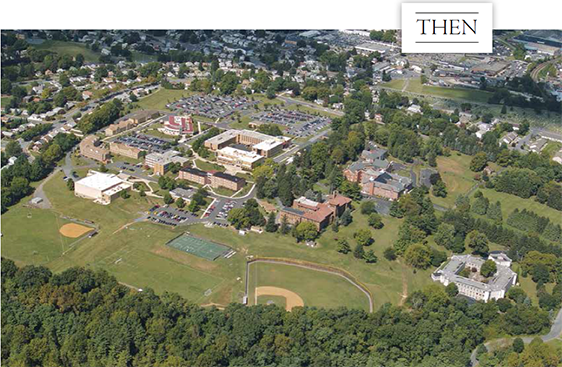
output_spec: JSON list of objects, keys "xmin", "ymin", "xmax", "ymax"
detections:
[
  {"xmin": 114, "ymin": 133, "xmax": 170, "ymax": 154},
  {"xmin": 148, "ymin": 205, "xmax": 198, "ymax": 226},
  {"xmin": 169, "ymin": 95, "xmax": 259, "ymax": 119},
  {"xmin": 253, "ymin": 109, "xmax": 331, "ymax": 138}
]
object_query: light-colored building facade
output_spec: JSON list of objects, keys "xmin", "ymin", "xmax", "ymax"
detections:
[
  {"xmin": 109, "ymin": 142, "xmax": 142, "ymax": 159},
  {"xmin": 216, "ymin": 147, "xmax": 264, "ymax": 170},
  {"xmin": 145, "ymin": 151, "xmax": 189, "ymax": 175},
  {"xmin": 204, "ymin": 129, "xmax": 290, "ymax": 158},
  {"xmin": 74, "ymin": 171, "xmax": 133, "ymax": 205},
  {"xmin": 105, "ymin": 118, "xmax": 135, "ymax": 136},
  {"xmin": 431, "ymin": 253, "xmax": 517, "ymax": 302},
  {"xmin": 79, "ymin": 135, "xmax": 110, "ymax": 163}
]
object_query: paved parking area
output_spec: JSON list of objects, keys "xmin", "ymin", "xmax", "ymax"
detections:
[
  {"xmin": 148, "ymin": 205, "xmax": 199, "ymax": 226},
  {"xmin": 253, "ymin": 109, "xmax": 331, "ymax": 138},
  {"xmin": 114, "ymin": 133, "xmax": 170, "ymax": 154},
  {"xmin": 169, "ymin": 95, "xmax": 258, "ymax": 119}
]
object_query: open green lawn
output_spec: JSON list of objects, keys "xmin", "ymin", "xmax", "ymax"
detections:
[
  {"xmin": 30, "ymin": 40, "xmax": 100, "ymax": 63},
  {"xmin": 430, "ymin": 153, "xmax": 477, "ymax": 208},
  {"xmin": 384, "ymin": 78, "xmax": 493, "ymax": 104},
  {"xmin": 474, "ymin": 188, "xmax": 562, "ymax": 226},
  {"xmin": 543, "ymin": 141, "xmax": 562, "ymax": 158},
  {"xmin": 189, "ymin": 209, "xmax": 435, "ymax": 310},
  {"xmin": 195, "ymin": 159, "xmax": 225, "ymax": 172},
  {"xmin": 248, "ymin": 262, "xmax": 371, "ymax": 311},
  {"xmin": 131, "ymin": 52, "xmax": 158, "ymax": 63},
  {"xmin": 1, "ymin": 96, "xmax": 13, "ymax": 109},
  {"xmin": 1, "ymin": 204, "xmax": 75, "ymax": 266},
  {"xmin": 3, "ymin": 170, "xmax": 441, "ymax": 311},
  {"xmin": 0, "ymin": 171, "xmax": 241, "ymax": 305},
  {"xmin": 136, "ymin": 89, "xmax": 192, "ymax": 110}
]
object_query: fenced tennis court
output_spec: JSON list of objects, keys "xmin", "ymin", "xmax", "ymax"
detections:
[{"xmin": 166, "ymin": 234, "xmax": 234, "ymax": 261}]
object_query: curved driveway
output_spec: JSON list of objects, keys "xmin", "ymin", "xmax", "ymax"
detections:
[{"xmin": 470, "ymin": 308, "xmax": 562, "ymax": 366}]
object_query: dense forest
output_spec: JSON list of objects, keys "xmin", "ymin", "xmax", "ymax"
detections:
[{"xmin": 1, "ymin": 258, "xmax": 556, "ymax": 367}]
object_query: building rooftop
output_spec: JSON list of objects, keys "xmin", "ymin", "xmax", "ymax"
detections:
[
  {"xmin": 181, "ymin": 167, "xmax": 208, "ymax": 177},
  {"xmin": 213, "ymin": 171, "xmax": 245, "ymax": 183},
  {"xmin": 77, "ymin": 171, "xmax": 124, "ymax": 191},
  {"xmin": 218, "ymin": 146, "xmax": 263, "ymax": 163},
  {"xmin": 433, "ymin": 254, "xmax": 517, "ymax": 293}
]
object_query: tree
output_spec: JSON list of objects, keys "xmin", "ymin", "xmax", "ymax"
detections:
[
  {"xmin": 139, "ymin": 189, "xmax": 146, "ymax": 197},
  {"xmin": 163, "ymin": 192, "xmax": 174, "ymax": 205},
  {"xmin": 445, "ymin": 283, "xmax": 458, "ymax": 297},
  {"xmin": 354, "ymin": 229, "xmax": 374, "ymax": 246},
  {"xmin": 480, "ymin": 260, "xmax": 497, "ymax": 278},
  {"xmin": 265, "ymin": 211, "xmax": 278, "ymax": 233},
  {"xmin": 175, "ymin": 197, "xmax": 186, "ymax": 208},
  {"xmin": 293, "ymin": 222, "xmax": 318, "ymax": 242},
  {"xmin": 5, "ymin": 140, "xmax": 23, "ymax": 157},
  {"xmin": 434, "ymin": 223, "xmax": 456, "ymax": 249},
  {"xmin": 228, "ymin": 208, "xmax": 251, "ymax": 229},
  {"xmin": 471, "ymin": 193, "xmax": 489, "ymax": 215},
  {"xmin": 279, "ymin": 215, "xmax": 290, "ymax": 234},
  {"xmin": 404, "ymin": 244, "xmax": 432, "ymax": 269},
  {"xmin": 360, "ymin": 201, "xmax": 377, "ymax": 215},
  {"xmin": 66, "ymin": 179, "xmax": 75, "ymax": 191},
  {"xmin": 364, "ymin": 250, "xmax": 378, "ymax": 264},
  {"xmin": 470, "ymin": 152, "xmax": 488, "ymax": 172},
  {"xmin": 120, "ymin": 189, "xmax": 130, "ymax": 199},
  {"xmin": 383, "ymin": 247, "xmax": 397, "ymax": 261},
  {"xmin": 466, "ymin": 230, "xmax": 489, "ymax": 255},
  {"xmin": 353, "ymin": 244, "xmax": 365, "ymax": 259},
  {"xmin": 337, "ymin": 239, "xmax": 351, "ymax": 254},
  {"xmin": 340, "ymin": 209, "xmax": 353, "ymax": 226},
  {"xmin": 513, "ymin": 337, "xmax": 524, "ymax": 353},
  {"xmin": 432, "ymin": 180, "xmax": 447, "ymax": 198},
  {"xmin": 486, "ymin": 201, "xmax": 503, "ymax": 224},
  {"xmin": 367, "ymin": 213, "xmax": 384, "ymax": 229}
]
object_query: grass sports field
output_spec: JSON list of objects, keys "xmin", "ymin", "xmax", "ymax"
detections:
[
  {"xmin": 136, "ymin": 89, "xmax": 192, "ymax": 110},
  {"xmin": 1, "ymin": 171, "xmax": 241, "ymax": 305},
  {"xmin": 29, "ymin": 40, "xmax": 101, "ymax": 62},
  {"xmin": 384, "ymin": 78, "xmax": 493, "ymax": 104},
  {"xmin": 1, "ymin": 205, "xmax": 75, "ymax": 266},
  {"xmin": 248, "ymin": 262, "xmax": 370, "ymax": 311},
  {"xmin": 0, "ymin": 161, "xmax": 470, "ymax": 312}
]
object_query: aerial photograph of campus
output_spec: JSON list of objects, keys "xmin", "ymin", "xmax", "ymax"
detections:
[{"xmin": 1, "ymin": 29, "xmax": 562, "ymax": 367}]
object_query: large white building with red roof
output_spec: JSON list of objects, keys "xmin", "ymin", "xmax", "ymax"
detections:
[{"xmin": 160, "ymin": 115, "xmax": 194, "ymax": 136}]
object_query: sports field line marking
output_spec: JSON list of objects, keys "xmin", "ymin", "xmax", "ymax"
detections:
[{"xmin": 247, "ymin": 259, "xmax": 374, "ymax": 312}]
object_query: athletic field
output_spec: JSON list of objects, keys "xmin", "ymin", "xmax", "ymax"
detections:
[{"xmin": 166, "ymin": 234, "xmax": 231, "ymax": 261}]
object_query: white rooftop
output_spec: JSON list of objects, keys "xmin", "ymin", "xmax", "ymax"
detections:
[
  {"xmin": 218, "ymin": 146, "xmax": 263, "ymax": 163},
  {"xmin": 77, "ymin": 171, "xmax": 124, "ymax": 191}
]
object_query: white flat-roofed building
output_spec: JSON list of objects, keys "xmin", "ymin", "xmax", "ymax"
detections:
[
  {"xmin": 216, "ymin": 146, "xmax": 264, "ymax": 170},
  {"xmin": 205, "ymin": 129, "xmax": 290, "ymax": 157},
  {"xmin": 74, "ymin": 170, "xmax": 133, "ymax": 205},
  {"xmin": 432, "ymin": 253, "xmax": 517, "ymax": 302}
]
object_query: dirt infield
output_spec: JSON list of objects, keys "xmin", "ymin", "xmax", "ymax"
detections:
[
  {"xmin": 255, "ymin": 286, "xmax": 304, "ymax": 311},
  {"xmin": 59, "ymin": 223, "xmax": 92, "ymax": 238}
]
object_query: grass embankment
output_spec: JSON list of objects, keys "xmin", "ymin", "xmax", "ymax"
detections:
[{"xmin": 384, "ymin": 78, "xmax": 493, "ymax": 104}]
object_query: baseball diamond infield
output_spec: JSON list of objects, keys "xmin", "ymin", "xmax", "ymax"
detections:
[
  {"xmin": 255, "ymin": 286, "xmax": 304, "ymax": 311},
  {"xmin": 59, "ymin": 223, "xmax": 93, "ymax": 238}
]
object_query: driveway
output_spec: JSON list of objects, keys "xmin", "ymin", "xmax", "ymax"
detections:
[{"xmin": 470, "ymin": 308, "xmax": 562, "ymax": 366}]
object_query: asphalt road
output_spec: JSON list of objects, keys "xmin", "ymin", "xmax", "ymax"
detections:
[{"xmin": 470, "ymin": 307, "xmax": 562, "ymax": 366}]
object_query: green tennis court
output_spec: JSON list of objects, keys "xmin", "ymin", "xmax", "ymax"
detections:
[{"xmin": 166, "ymin": 234, "xmax": 232, "ymax": 261}]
